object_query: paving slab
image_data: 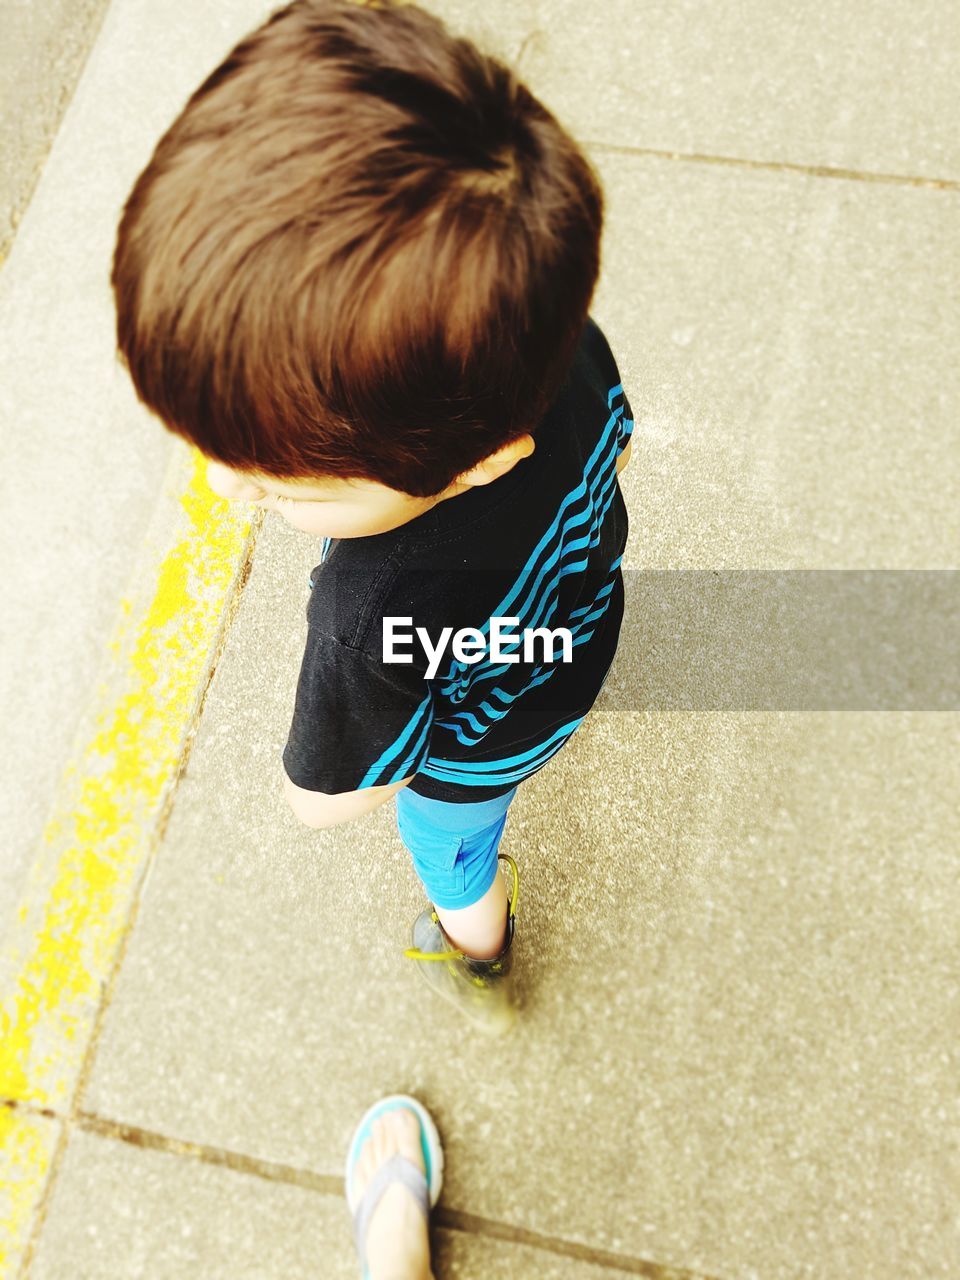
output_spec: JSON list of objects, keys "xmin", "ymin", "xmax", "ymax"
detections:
[
  {"xmin": 587, "ymin": 151, "xmax": 959, "ymax": 570},
  {"xmin": 28, "ymin": 1121, "xmax": 345, "ymax": 1279},
  {"xmin": 431, "ymin": 0, "xmax": 960, "ymax": 180},
  {"xmin": 0, "ymin": 0, "xmax": 112, "ymax": 262},
  {"xmin": 29, "ymin": 1123, "xmax": 650, "ymax": 1279}
]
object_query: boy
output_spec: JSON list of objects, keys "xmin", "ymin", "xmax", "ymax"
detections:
[{"xmin": 112, "ymin": 0, "xmax": 633, "ymax": 1037}]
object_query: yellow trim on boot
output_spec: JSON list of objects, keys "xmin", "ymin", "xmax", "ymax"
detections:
[{"xmin": 404, "ymin": 854, "xmax": 519, "ymax": 963}]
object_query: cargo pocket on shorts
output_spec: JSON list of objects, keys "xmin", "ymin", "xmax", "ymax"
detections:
[{"xmin": 397, "ymin": 815, "xmax": 466, "ymax": 901}]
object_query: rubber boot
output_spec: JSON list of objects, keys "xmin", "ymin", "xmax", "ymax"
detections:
[{"xmin": 404, "ymin": 853, "xmax": 519, "ymax": 1037}]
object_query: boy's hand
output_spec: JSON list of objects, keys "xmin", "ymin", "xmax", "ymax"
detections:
[{"xmin": 282, "ymin": 770, "xmax": 413, "ymax": 830}]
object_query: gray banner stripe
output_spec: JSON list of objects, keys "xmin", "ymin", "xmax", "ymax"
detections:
[{"xmin": 602, "ymin": 571, "xmax": 959, "ymax": 710}]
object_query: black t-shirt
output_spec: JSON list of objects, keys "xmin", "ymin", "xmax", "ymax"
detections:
[{"xmin": 282, "ymin": 315, "xmax": 633, "ymax": 803}]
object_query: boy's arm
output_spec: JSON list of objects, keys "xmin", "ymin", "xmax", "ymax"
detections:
[
  {"xmin": 281, "ymin": 631, "xmax": 432, "ymax": 826},
  {"xmin": 615, "ymin": 437, "xmax": 632, "ymax": 474},
  {"xmin": 283, "ymin": 769, "xmax": 414, "ymax": 830}
]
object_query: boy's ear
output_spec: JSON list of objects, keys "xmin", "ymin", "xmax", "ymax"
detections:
[{"xmin": 456, "ymin": 434, "xmax": 535, "ymax": 488}]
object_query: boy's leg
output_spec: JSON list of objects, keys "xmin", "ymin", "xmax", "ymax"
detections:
[
  {"xmin": 395, "ymin": 786, "xmax": 517, "ymax": 959},
  {"xmin": 433, "ymin": 870, "xmax": 507, "ymax": 960}
]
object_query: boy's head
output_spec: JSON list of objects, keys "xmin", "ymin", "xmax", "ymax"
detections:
[{"xmin": 112, "ymin": 0, "xmax": 603, "ymax": 527}]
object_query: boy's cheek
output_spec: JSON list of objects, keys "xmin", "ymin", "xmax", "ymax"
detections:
[
  {"xmin": 205, "ymin": 461, "xmax": 263, "ymax": 503},
  {"xmin": 281, "ymin": 507, "xmax": 377, "ymax": 538},
  {"xmin": 280, "ymin": 509, "xmax": 339, "ymax": 536}
]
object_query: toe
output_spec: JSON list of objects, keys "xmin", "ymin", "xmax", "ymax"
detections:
[
  {"xmin": 349, "ymin": 1106, "xmax": 434, "ymax": 1280},
  {"xmin": 392, "ymin": 1108, "xmax": 426, "ymax": 1173},
  {"xmin": 352, "ymin": 1108, "xmax": 424, "ymax": 1204}
]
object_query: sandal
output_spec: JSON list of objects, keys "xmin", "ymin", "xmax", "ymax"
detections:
[{"xmin": 344, "ymin": 1094, "xmax": 444, "ymax": 1279}]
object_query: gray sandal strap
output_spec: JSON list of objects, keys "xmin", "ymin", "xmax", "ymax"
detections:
[{"xmin": 353, "ymin": 1153, "xmax": 429, "ymax": 1270}]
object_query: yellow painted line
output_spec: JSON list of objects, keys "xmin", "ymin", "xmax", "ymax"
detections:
[
  {"xmin": 0, "ymin": 1108, "xmax": 60, "ymax": 1275},
  {"xmin": 0, "ymin": 443, "xmax": 254, "ymax": 1129}
]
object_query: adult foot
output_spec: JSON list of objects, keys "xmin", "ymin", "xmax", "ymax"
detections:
[{"xmin": 350, "ymin": 1108, "xmax": 433, "ymax": 1280}]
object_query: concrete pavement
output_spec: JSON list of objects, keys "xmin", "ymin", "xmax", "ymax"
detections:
[
  {"xmin": 2, "ymin": 1, "xmax": 958, "ymax": 1277},
  {"xmin": 0, "ymin": 0, "xmax": 112, "ymax": 265}
]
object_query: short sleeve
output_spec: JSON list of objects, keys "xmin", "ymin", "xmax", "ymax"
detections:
[
  {"xmin": 616, "ymin": 389, "xmax": 634, "ymax": 456},
  {"xmin": 583, "ymin": 316, "xmax": 634, "ymax": 454},
  {"xmin": 282, "ymin": 633, "xmax": 434, "ymax": 793}
]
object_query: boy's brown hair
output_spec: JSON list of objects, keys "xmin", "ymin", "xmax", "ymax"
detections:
[{"xmin": 112, "ymin": 0, "xmax": 604, "ymax": 497}]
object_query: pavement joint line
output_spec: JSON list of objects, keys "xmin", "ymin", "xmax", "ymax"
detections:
[
  {"xmin": 73, "ymin": 1111, "xmax": 716, "ymax": 1279},
  {"xmin": 15, "ymin": 1097, "xmax": 71, "ymax": 1279},
  {"xmin": 0, "ymin": 443, "xmax": 257, "ymax": 1275},
  {"xmin": 582, "ymin": 140, "xmax": 960, "ymax": 192},
  {"xmin": 1, "ymin": 1101, "xmax": 58, "ymax": 1123}
]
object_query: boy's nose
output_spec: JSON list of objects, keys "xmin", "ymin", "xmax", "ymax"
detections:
[{"xmin": 206, "ymin": 460, "xmax": 264, "ymax": 502}]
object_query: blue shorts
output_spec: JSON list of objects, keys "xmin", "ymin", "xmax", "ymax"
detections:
[{"xmin": 395, "ymin": 786, "xmax": 518, "ymax": 910}]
